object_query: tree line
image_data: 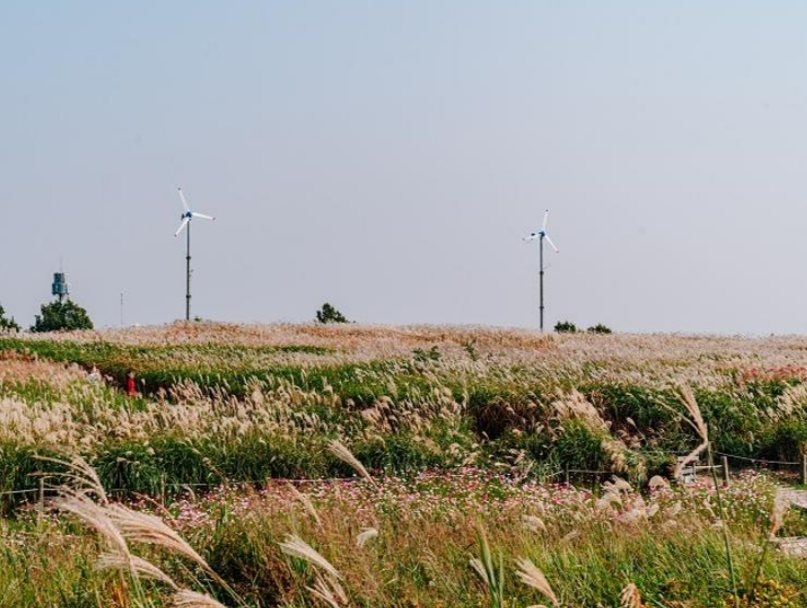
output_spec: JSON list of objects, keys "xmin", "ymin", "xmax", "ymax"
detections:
[
  {"xmin": 0, "ymin": 300, "xmax": 94, "ymax": 332},
  {"xmin": 0, "ymin": 301, "xmax": 352, "ymax": 333}
]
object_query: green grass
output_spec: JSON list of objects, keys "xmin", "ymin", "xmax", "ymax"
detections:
[
  {"xmin": 0, "ymin": 469, "xmax": 802, "ymax": 608},
  {"xmin": 3, "ymin": 330, "xmax": 807, "ymax": 500}
]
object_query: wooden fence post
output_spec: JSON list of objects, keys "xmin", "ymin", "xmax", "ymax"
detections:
[
  {"xmin": 801, "ymin": 454, "xmax": 807, "ymax": 486},
  {"xmin": 722, "ymin": 455, "xmax": 730, "ymax": 486},
  {"xmin": 37, "ymin": 478, "xmax": 45, "ymax": 517}
]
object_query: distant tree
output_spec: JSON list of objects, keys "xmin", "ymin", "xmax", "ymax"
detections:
[
  {"xmin": 315, "ymin": 303, "xmax": 349, "ymax": 324},
  {"xmin": 0, "ymin": 304, "xmax": 19, "ymax": 332},
  {"xmin": 31, "ymin": 300, "xmax": 94, "ymax": 332},
  {"xmin": 554, "ymin": 320, "xmax": 578, "ymax": 334},
  {"xmin": 587, "ymin": 323, "xmax": 613, "ymax": 335}
]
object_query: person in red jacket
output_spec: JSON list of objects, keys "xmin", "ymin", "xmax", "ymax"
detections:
[{"xmin": 127, "ymin": 371, "xmax": 136, "ymax": 397}]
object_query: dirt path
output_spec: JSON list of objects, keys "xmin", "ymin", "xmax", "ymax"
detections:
[
  {"xmin": 772, "ymin": 487, "xmax": 807, "ymax": 557},
  {"xmin": 779, "ymin": 487, "xmax": 807, "ymax": 510}
]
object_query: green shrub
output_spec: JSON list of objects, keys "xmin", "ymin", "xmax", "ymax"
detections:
[
  {"xmin": 315, "ymin": 303, "xmax": 349, "ymax": 324},
  {"xmin": 353, "ymin": 434, "xmax": 447, "ymax": 474},
  {"xmin": 587, "ymin": 323, "xmax": 613, "ymax": 334},
  {"xmin": 30, "ymin": 300, "xmax": 93, "ymax": 332},
  {"xmin": 554, "ymin": 320, "xmax": 578, "ymax": 333},
  {"xmin": 758, "ymin": 419, "xmax": 807, "ymax": 463},
  {"xmin": 552, "ymin": 420, "xmax": 608, "ymax": 473},
  {"xmin": 0, "ymin": 304, "xmax": 19, "ymax": 332}
]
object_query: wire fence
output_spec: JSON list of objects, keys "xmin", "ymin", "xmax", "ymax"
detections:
[
  {"xmin": 713, "ymin": 451, "xmax": 802, "ymax": 467},
  {"xmin": 2, "ymin": 448, "xmax": 806, "ymax": 503}
]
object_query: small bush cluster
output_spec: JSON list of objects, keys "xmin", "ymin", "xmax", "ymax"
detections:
[
  {"xmin": 554, "ymin": 320, "xmax": 578, "ymax": 333},
  {"xmin": 315, "ymin": 302, "xmax": 349, "ymax": 324},
  {"xmin": 554, "ymin": 321, "xmax": 613, "ymax": 334},
  {"xmin": 0, "ymin": 304, "xmax": 19, "ymax": 332}
]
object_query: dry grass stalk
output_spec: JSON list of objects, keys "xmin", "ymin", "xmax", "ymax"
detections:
[
  {"xmin": 522, "ymin": 515, "xmax": 547, "ymax": 532},
  {"xmin": 97, "ymin": 552, "xmax": 178, "ymax": 590},
  {"xmin": 620, "ymin": 583, "xmax": 644, "ymax": 608},
  {"xmin": 38, "ymin": 455, "xmax": 109, "ymax": 504},
  {"xmin": 328, "ymin": 440, "xmax": 375, "ymax": 485},
  {"xmin": 356, "ymin": 527, "xmax": 378, "ymax": 548},
  {"xmin": 680, "ymin": 385, "xmax": 708, "ymax": 441},
  {"xmin": 469, "ymin": 557, "xmax": 491, "ymax": 586},
  {"xmin": 596, "ymin": 491, "xmax": 623, "ymax": 511},
  {"xmin": 307, "ymin": 574, "xmax": 349, "ymax": 608},
  {"xmin": 46, "ymin": 459, "xmax": 242, "ymax": 608},
  {"xmin": 603, "ymin": 476, "xmax": 631, "ymax": 494},
  {"xmin": 279, "ymin": 534, "xmax": 342, "ymax": 580},
  {"xmin": 171, "ymin": 590, "xmax": 229, "ymax": 607},
  {"xmin": 515, "ymin": 557, "xmax": 559, "ymax": 606},
  {"xmin": 107, "ymin": 504, "xmax": 209, "ymax": 570},
  {"xmin": 52, "ymin": 494, "xmax": 129, "ymax": 558},
  {"xmin": 673, "ymin": 385, "xmax": 710, "ymax": 479},
  {"xmin": 287, "ymin": 483, "xmax": 323, "ymax": 527}
]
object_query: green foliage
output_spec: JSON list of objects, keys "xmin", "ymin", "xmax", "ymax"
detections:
[
  {"xmin": 462, "ymin": 338, "xmax": 479, "ymax": 361},
  {"xmin": 7, "ymin": 327, "xmax": 807, "ymax": 607},
  {"xmin": 0, "ymin": 304, "xmax": 19, "ymax": 332},
  {"xmin": 554, "ymin": 320, "xmax": 577, "ymax": 333},
  {"xmin": 729, "ymin": 578, "xmax": 801, "ymax": 608},
  {"xmin": 587, "ymin": 323, "xmax": 613, "ymax": 334},
  {"xmin": 472, "ymin": 526, "xmax": 505, "ymax": 608},
  {"xmin": 354, "ymin": 434, "xmax": 448, "ymax": 473},
  {"xmin": 30, "ymin": 300, "xmax": 93, "ymax": 332},
  {"xmin": 552, "ymin": 420, "xmax": 609, "ymax": 473},
  {"xmin": 0, "ymin": 337, "xmax": 335, "ymax": 396},
  {"xmin": 586, "ymin": 383, "xmax": 685, "ymax": 448},
  {"xmin": 6, "ymin": 330, "xmax": 807, "ymax": 498},
  {"xmin": 758, "ymin": 419, "xmax": 807, "ymax": 463},
  {"xmin": 315, "ymin": 302, "xmax": 349, "ymax": 324},
  {"xmin": 413, "ymin": 345, "xmax": 441, "ymax": 363}
]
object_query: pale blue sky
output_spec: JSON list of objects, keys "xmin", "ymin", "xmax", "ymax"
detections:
[{"xmin": 2, "ymin": 2, "xmax": 807, "ymax": 333}]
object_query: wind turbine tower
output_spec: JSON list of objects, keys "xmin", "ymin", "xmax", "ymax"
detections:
[
  {"xmin": 174, "ymin": 187, "xmax": 215, "ymax": 321},
  {"xmin": 523, "ymin": 210, "xmax": 559, "ymax": 331}
]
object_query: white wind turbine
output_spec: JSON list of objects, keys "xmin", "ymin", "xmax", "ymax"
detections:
[
  {"xmin": 174, "ymin": 187, "xmax": 215, "ymax": 321},
  {"xmin": 523, "ymin": 210, "xmax": 559, "ymax": 331}
]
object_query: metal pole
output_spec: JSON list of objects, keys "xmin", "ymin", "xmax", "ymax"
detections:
[
  {"xmin": 185, "ymin": 219, "xmax": 191, "ymax": 321},
  {"xmin": 539, "ymin": 234, "xmax": 545, "ymax": 331},
  {"xmin": 801, "ymin": 453, "xmax": 806, "ymax": 485}
]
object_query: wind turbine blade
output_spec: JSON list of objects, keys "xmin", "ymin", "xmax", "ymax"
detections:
[
  {"xmin": 177, "ymin": 187, "xmax": 190, "ymax": 212},
  {"xmin": 542, "ymin": 210, "xmax": 549, "ymax": 231},
  {"xmin": 191, "ymin": 212, "xmax": 215, "ymax": 221},
  {"xmin": 174, "ymin": 217, "xmax": 189, "ymax": 237},
  {"xmin": 544, "ymin": 233, "xmax": 559, "ymax": 252}
]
